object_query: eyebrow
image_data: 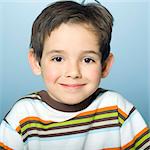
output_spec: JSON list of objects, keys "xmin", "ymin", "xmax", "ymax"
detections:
[
  {"xmin": 46, "ymin": 50, "xmax": 65, "ymax": 55},
  {"xmin": 46, "ymin": 50, "xmax": 101, "ymax": 57},
  {"xmin": 81, "ymin": 50, "xmax": 101, "ymax": 57}
]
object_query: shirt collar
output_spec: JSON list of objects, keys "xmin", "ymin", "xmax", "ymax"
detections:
[{"xmin": 37, "ymin": 88, "xmax": 106, "ymax": 112}]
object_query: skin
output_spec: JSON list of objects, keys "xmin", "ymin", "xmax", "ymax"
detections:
[{"xmin": 28, "ymin": 23, "xmax": 114, "ymax": 105}]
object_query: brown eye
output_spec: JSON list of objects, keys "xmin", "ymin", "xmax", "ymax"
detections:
[
  {"xmin": 83, "ymin": 57, "xmax": 95, "ymax": 63},
  {"xmin": 52, "ymin": 57, "xmax": 63, "ymax": 62}
]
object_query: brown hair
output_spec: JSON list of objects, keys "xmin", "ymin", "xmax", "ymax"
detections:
[{"xmin": 30, "ymin": 0, "xmax": 113, "ymax": 64}]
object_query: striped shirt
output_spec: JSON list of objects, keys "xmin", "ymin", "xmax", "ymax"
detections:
[{"xmin": 0, "ymin": 89, "xmax": 149, "ymax": 150}]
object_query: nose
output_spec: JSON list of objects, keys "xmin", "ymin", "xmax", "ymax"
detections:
[{"xmin": 64, "ymin": 61, "xmax": 82, "ymax": 79}]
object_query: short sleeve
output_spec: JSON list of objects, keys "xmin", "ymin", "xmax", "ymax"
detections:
[
  {"xmin": 0, "ymin": 120, "xmax": 24, "ymax": 150},
  {"xmin": 120, "ymin": 108, "xmax": 150, "ymax": 149}
]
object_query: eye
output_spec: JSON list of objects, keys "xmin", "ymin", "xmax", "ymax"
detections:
[
  {"xmin": 51, "ymin": 56, "xmax": 64, "ymax": 62},
  {"xmin": 83, "ymin": 57, "xmax": 95, "ymax": 64}
]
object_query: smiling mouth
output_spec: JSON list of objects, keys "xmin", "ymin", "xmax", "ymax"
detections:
[{"xmin": 59, "ymin": 83, "xmax": 86, "ymax": 88}]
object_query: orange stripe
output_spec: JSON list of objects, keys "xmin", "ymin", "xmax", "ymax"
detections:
[
  {"xmin": 16, "ymin": 126, "xmax": 21, "ymax": 132},
  {"xmin": 122, "ymin": 127, "xmax": 149, "ymax": 149},
  {"xmin": 19, "ymin": 106, "xmax": 118, "ymax": 125},
  {"xmin": 78, "ymin": 106, "xmax": 118, "ymax": 117},
  {"xmin": 16, "ymin": 106, "xmax": 118, "ymax": 132},
  {"xmin": 0, "ymin": 142, "xmax": 13, "ymax": 150},
  {"xmin": 102, "ymin": 148, "xmax": 121, "ymax": 150},
  {"xmin": 16, "ymin": 116, "xmax": 53, "ymax": 132},
  {"xmin": 118, "ymin": 108, "xmax": 128, "ymax": 119},
  {"xmin": 19, "ymin": 116, "xmax": 52, "ymax": 124}
]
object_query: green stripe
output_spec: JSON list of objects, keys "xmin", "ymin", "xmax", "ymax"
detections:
[
  {"xmin": 21, "ymin": 112, "xmax": 118, "ymax": 133},
  {"xmin": 127, "ymin": 132, "xmax": 150, "ymax": 150},
  {"xmin": 135, "ymin": 132, "xmax": 150, "ymax": 148},
  {"xmin": 118, "ymin": 117, "xmax": 124, "ymax": 125},
  {"xmin": 130, "ymin": 147, "xmax": 135, "ymax": 150}
]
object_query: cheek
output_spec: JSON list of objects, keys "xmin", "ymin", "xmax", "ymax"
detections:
[
  {"xmin": 85, "ymin": 67, "xmax": 101, "ymax": 82},
  {"xmin": 42, "ymin": 66, "xmax": 60, "ymax": 83}
]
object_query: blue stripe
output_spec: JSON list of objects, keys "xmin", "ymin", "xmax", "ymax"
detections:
[{"xmin": 24, "ymin": 126, "xmax": 120, "ymax": 144}]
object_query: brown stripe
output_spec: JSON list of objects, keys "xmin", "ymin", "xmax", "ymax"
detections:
[
  {"xmin": 19, "ymin": 96, "xmax": 41, "ymax": 101},
  {"xmin": 118, "ymin": 113, "xmax": 126, "ymax": 121},
  {"xmin": 136, "ymin": 129, "xmax": 149, "ymax": 143},
  {"xmin": 126, "ymin": 137, "xmax": 150, "ymax": 150},
  {"xmin": 21, "ymin": 116, "xmax": 118, "ymax": 136},
  {"xmin": 128, "ymin": 107, "xmax": 136, "ymax": 118},
  {"xmin": 123, "ymin": 127, "xmax": 149, "ymax": 150},
  {"xmin": 20, "ymin": 109, "xmax": 118, "ymax": 129},
  {"xmin": 136, "ymin": 137, "xmax": 150, "ymax": 150},
  {"xmin": 76, "ymin": 109, "xmax": 117, "ymax": 120},
  {"xmin": 78, "ymin": 106, "xmax": 118, "ymax": 117},
  {"xmin": 23, "ymin": 123, "xmax": 118, "ymax": 142}
]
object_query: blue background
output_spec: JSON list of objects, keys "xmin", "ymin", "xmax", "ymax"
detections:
[{"xmin": 0, "ymin": 0, "xmax": 149, "ymax": 125}]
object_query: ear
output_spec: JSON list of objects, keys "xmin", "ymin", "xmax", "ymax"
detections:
[
  {"xmin": 101, "ymin": 53, "xmax": 114, "ymax": 78},
  {"xmin": 28, "ymin": 49, "xmax": 41, "ymax": 75}
]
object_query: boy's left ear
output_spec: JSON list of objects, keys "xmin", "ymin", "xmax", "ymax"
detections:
[{"xmin": 101, "ymin": 53, "xmax": 114, "ymax": 78}]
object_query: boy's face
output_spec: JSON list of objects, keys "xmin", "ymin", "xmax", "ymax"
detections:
[{"xmin": 29, "ymin": 23, "xmax": 113, "ymax": 105}]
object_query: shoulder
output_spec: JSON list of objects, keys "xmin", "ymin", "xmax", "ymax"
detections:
[
  {"xmin": 8, "ymin": 92, "xmax": 42, "ymax": 112},
  {"xmin": 4, "ymin": 91, "xmax": 43, "ymax": 128},
  {"xmin": 97, "ymin": 90, "xmax": 135, "ymax": 116},
  {"xmin": 96, "ymin": 90, "xmax": 148, "ymax": 127}
]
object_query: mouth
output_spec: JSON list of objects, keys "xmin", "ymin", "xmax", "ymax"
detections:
[{"xmin": 59, "ymin": 83, "xmax": 86, "ymax": 89}]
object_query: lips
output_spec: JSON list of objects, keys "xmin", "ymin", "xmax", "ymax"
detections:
[{"xmin": 59, "ymin": 83, "xmax": 86, "ymax": 88}]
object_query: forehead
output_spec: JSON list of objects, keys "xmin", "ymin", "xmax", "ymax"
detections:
[{"xmin": 43, "ymin": 23, "xmax": 99, "ymax": 52}]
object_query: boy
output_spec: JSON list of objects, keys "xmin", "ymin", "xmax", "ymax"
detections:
[{"xmin": 0, "ymin": 1, "xmax": 149, "ymax": 149}]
